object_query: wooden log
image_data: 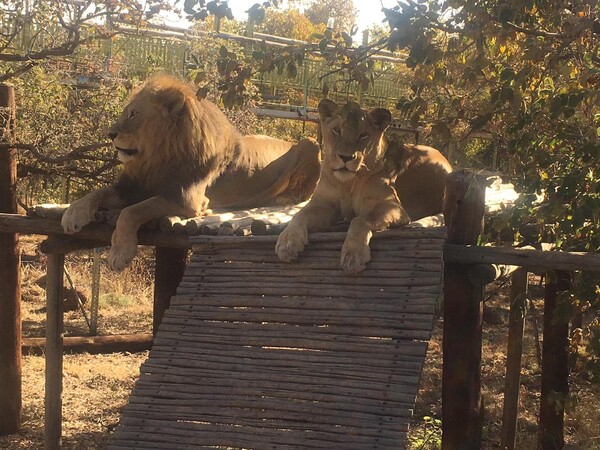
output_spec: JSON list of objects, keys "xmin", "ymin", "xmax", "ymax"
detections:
[
  {"xmin": 153, "ymin": 247, "xmax": 188, "ymax": 335},
  {"xmin": 539, "ymin": 270, "xmax": 571, "ymax": 450},
  {"xmin": 217, "ymin": 221, "xmax": 235, "ymax": 236},
  {"xmin": 39, "ymin": 236, "xmax": 105, "ymax": 254},
  {"xmin": 501, "ymin": 268, "xmax": 528, "ymax": 450},
  {"xmin": 159, "ymin": 215, "xmax": 185, "ymax": 232},
  {"xmin": 251, "ymin": 219, "xmax": 268, "ymax": 235},
  {"xmin": 468, "ymin": 263, "xmax": 519, "ymax": 286},
  {"xmin": 0, "ymin": 212, "xmax": 190, "ymax": 248},
  {"xmin": 442, "ymin": 169, "xmax": 487, "ymax": 450},
  {"xmin": 45, "ymin": 252, "xmax": 64, "ymax": 450},
  {"xmin": 444, "ymin": 243, "xmax": 600, "ymax": 272},
  {"xmin": 0, "ymin": 83, "xmax": 21, "ymax": 436},
  {"xmin": 22, "ymin": 333, "xmax": 153, "ymax": 356}
]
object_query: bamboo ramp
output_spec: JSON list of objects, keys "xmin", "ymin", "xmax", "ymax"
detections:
[{"xmin": 110, "ymin": 226, "xmax": 446, "ymax": 449}]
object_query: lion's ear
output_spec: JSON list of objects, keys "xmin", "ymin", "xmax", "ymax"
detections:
[
  {"xmin": 153, "ymin": 87, "xmax": 186, "ymax": 118},
  {"xmin": 367, "ymin": 108, "xmax": 392, "ymax": 132},
  {"xmin": 318, "ymin": 99, "xmax": 339, "ymax": 121}
]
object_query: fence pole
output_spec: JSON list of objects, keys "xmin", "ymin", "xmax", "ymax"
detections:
[
  {"xmin": 442, "ymin": 169, "xmax": 487, "ymax": 449},
  {"xmin": 0, "ymin": 83, "xmax": 22, "ymax": 436},
  {"xmin": 153, "ymin": 247, "xmax": 188, "ymax": 335},
  {"xmin": 45, "ymin": 252, "xmax": 64, "ymax": 450},
  {"xmin": 501, "ymin": 268, "xmax": 529, "ymax": 450},
  {"xmin": 539, "ymin": 270, "xmax": 571, "ymax": 450}
]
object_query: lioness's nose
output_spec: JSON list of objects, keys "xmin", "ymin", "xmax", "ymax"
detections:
[
  {"xmin": 107, "ymin": 131, "xmax": 117, "ymax": 140},
  {"xmin": 339, "ymin": 154, "xmax": 355, "ymax": 163}
]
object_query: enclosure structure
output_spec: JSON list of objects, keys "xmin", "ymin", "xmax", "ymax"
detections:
[
  {"xmin": 2, "ymin": 81, "xmax": 600, "ymax": 448},
  {"xmin": 111, "ymin": 227, "xmax": 446, "ymax": 448}
]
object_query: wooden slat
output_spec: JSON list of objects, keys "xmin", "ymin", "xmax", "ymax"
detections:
[{"xmin": 111, "ymin": 227, "xmax": 444, "ymax": 449}]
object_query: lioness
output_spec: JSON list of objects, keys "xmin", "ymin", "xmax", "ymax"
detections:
[
  {"xmin": 275, "ymin": 99, "xmax": 411, "ymax": 274},
  {"xmin": 387, "ymin": 137, "xmax": 452, "ymax": 221},
  {"xmin": 61, "ymin": 75, "xmax": 320, "ymax": 270}
]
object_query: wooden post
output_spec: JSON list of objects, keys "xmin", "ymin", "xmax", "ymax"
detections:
[
  {"xmin": 153, "ymin": 246, "xmax": 188, "ymax": 335},
  {"xmin": 45, "ymin": 252, "xmax": 64, "ymax": 450},
  {"xmin": 442, "ymin": 169, "xmax": 486, "ymax": 450},
  {"xmin": 0, "ymin": 83, "xmax": 22, "ymax": 436},
  {"xmin": 501, "ymin": 268, "xmax": 529, "ymax": 450},
  {"xmin": 539, "ymin": 270, "xmax": 571, "ymax": 450}
]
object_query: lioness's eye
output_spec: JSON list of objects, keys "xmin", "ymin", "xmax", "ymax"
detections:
[
  {"xmin": 359, "ymin": 132, "xmax": 369, "ymax": 140},
  {"xmin": 331, "ymin": 127, "xmax": 341, "ymax": 135},
  {"xmin": 128, "ymin": 109, "xmax": 138, "ymax": 119}
]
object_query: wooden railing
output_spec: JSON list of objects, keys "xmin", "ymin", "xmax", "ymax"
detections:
[{"xmin": 441, "ymin": 170, "xmax": 600, "ymax": 450}]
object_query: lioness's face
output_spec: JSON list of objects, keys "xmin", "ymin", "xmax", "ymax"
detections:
[
  {"xmin": 318, "ymin": 99, "xmax": 392, "ymax": 182},
  {"xmin": 108, "ymin": 83, "xmax": 186, "ymax": 164}
]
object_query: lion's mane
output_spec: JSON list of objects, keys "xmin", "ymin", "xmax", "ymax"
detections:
[{"xmin": 116, "ymin": 75, "xmax": 241, "ymax": 195}]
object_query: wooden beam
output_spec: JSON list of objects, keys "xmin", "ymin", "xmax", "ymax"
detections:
[
  {"xmin": 0, "ymin": 213, "xmax": 189, "ymax": 248},
  {"xmin": 153, "ymin": 247, "xmax": 188, "ymax": 335},
  {"xmin": 39, "ymin": 235, "xmax": 105, "ymax": 254},
  {"xmin": 501, "ymin": 268, "xmax": 529, "ymax": 450},
  {"xmin": 444, "ymin": 243, "xmax": 600, "ymax": 272},
  {"xmin": 0, "ymin": 83, "xmax": 21, "ymax": 436},
  {"xmin": 539, "ymin": 271, "xmax": 571, "ymax": 450},
  {"xmin": 442, "ymin": 170, "xmax": 487, "ymax": 449},
  {"xmin": 45, "ymin": 253, "xmax": 64, "ymax": 450},
  {"xmin": 23, "ymin": 334, "xmax": 153, "ymax": 356}
]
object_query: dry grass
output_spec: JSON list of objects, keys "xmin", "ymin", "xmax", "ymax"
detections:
[{"xmin": 2, "ymin": 237, "xmax": 599, "ymax": 449}]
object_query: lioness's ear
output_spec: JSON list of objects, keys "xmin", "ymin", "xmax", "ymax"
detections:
[
  {"xmin": 153, "ymin": 87, "xmax": 186, "ymax": 118},
  {"xmin": 318, "ymin": 99, "xmax": 339, "ymax": 121},
  {"xmin": 367, "ymin": 108, "xmax": 392, "ymax": 132}
]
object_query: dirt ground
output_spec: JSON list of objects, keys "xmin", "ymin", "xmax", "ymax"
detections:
[{"xmin": 1, "ymin": 236, "xmax": 599, "ymax": 449}]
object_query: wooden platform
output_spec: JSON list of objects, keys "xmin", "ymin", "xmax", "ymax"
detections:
[{"xmin": 110, "ymin": 226, "xmax": 446, "ymax": 449}]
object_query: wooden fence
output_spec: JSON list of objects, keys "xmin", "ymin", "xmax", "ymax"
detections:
[{"xmin": 1, "ymin": 12, "xmax": 408, "ymax": 109}]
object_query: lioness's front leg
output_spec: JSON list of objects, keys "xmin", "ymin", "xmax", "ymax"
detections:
[
  {"xmin": 62, "ymin": 186, "xmax": 127, "ymax": 234},
  {"xmin": 109, "ymin": 195, "xmax": 198, "ymax": 271},
  {"xmin": 276, "ymin": 198, "xmax": 337, "ymax": 262},
  {"xmin": 341, "ymin": 186, "xmax": 410, "ymax": 274}
]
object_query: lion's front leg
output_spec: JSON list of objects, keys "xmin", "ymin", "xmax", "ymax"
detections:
[
  {"xmin": 275, "ymin": 218, "xmax": 309, "ymax": 262},
  {"xmin": 276, "ymin": 198, "xmax": 337, "ymax": 262},
  {"xmin": 341, "ymin": 217, "xmax": 373, "ymax": 274},
  {"xmin": 62, "ymin": 186, "xmax": 126, "ymax": 234},
  {"xmin": 108, "ymin": 195, "xmax": 199, "ymax": 271},
  {"xmin": 342, "ymin": 192, "xmax": 410, "ymax": 274}
]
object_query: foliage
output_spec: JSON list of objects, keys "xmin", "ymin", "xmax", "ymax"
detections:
[
  {"xmin": 304, "ymin": 0, "xmax": 358, "ymax": 34},
  {"xmin": 380, "ymin": 1, "xmax": 599, "ymax": 252},
  {"xmin": 408, "ymin": 416, "xmax": 442, "ymax": 449},
  {"xmin": 0, "ymin": 0, "xmax": 174, "ymax": 82},
  {"xmin": 256, "ymin": 8, "xmax": 326, "ymax": 42}
]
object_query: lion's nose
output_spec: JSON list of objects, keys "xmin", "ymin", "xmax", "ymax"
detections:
[
  {"xmin": 107, "ymin": 131, "xmax": 118, "ymax": 140},
  {"xmin": 339, "ymin": 154, "xmax": 355, "ymax": 163}
]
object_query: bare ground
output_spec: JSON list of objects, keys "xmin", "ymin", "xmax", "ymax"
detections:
[{"xmin": 1, "ymin": 237, "xmax": 599, "ymax": 449}]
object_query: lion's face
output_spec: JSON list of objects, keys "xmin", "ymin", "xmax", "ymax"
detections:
[
  {"xmin": 108, "ymin": 78, "xmax": 187, "ymax": 165},
  {"xmin": 318, "ymin": 99, "xmax": 392, "ymax": 182}
]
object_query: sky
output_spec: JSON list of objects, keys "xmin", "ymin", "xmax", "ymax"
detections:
[{"xmin": 226, "ymin": 0, "xmax": 400, "ymax": 36}]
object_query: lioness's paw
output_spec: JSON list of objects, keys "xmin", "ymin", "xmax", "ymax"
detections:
[
  {"xmin": 275, "ymin": 223, "xmax": 308, "ymax": 262},
  {"xmin": 108, "ymin": 243, "xmax": 138, "ymax": 272},
  {"xmin": 61, "ymin": 202, "xmax": 94, "ymax": 234},
  {"xmin": 341, "ymin": 240, "xmax": 371, "ymax": 274}
]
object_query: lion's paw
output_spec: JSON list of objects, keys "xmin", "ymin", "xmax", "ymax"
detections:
[
  {"xmin": 61, "ymin": 201, "xmax": 95, "ymax": 234},
  {"xmin": 108, "ymin": 243, "xmax": 138, "ymax": 272},
  {"xmin": 341, "ymin": 239, "xmax": 371, "ymax": 274},
  {"xmin": 275, "ymin": 223, "xmax": 308, "ymax": 262}
]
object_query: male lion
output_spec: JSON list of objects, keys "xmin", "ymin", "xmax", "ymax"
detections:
[
  {"xmin": 62, "ymin": 75, "xmax": 320, "ymax": 270},
  {"xmin": 275, "ymin": 99, "xmax": 411, "ymax": 274}
]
